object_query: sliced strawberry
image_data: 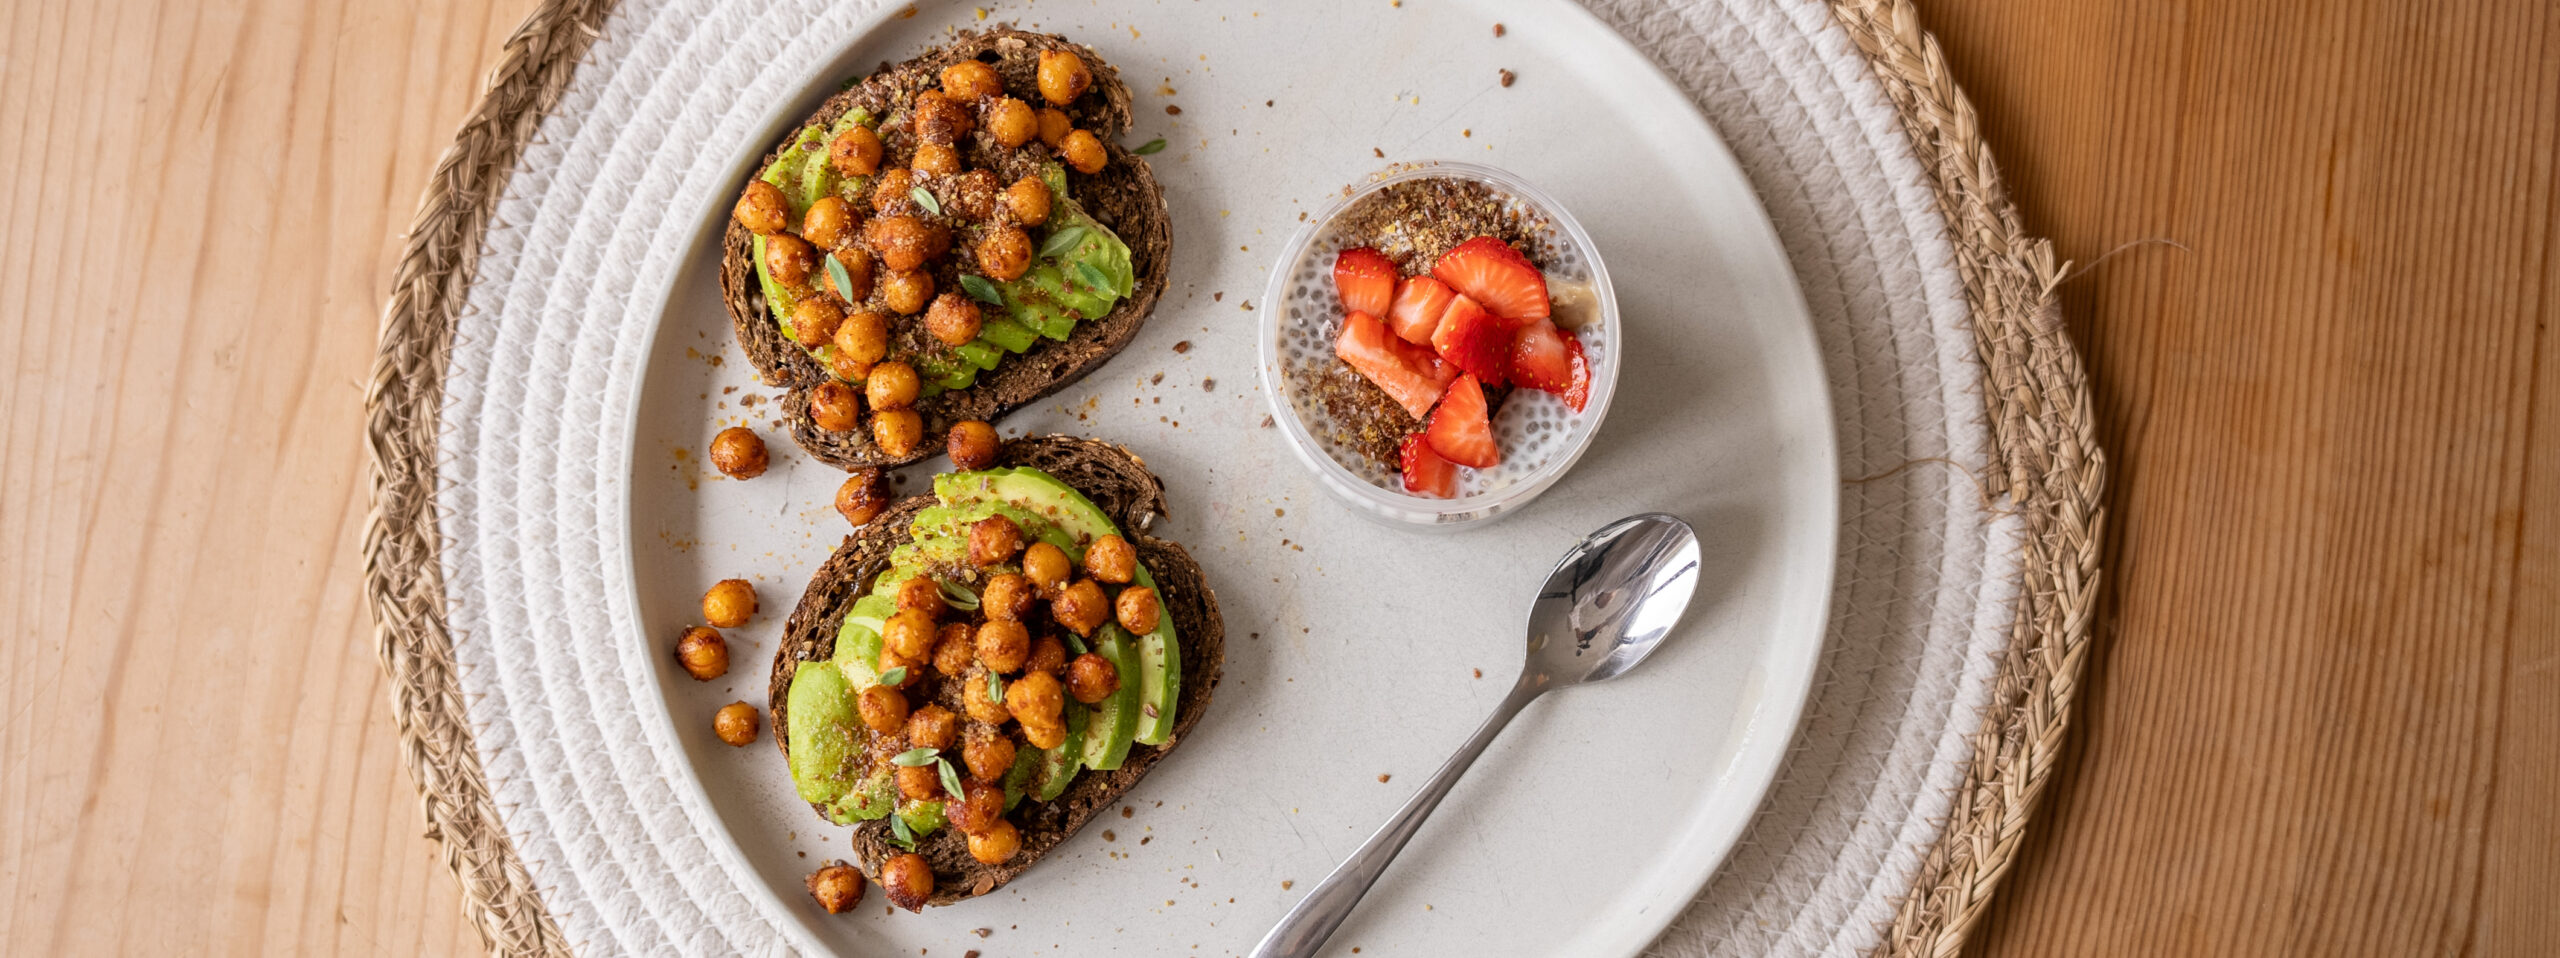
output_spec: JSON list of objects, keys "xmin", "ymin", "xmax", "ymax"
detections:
[
  {"xmin": 1429, "ymin": 294, "xmax": 1511, "ymax": 384},
  {"xmin": 1385, "ymin": 275, "xmax": 1457, "ymax": 345},
  {"xmin": 1333, "ymin": 247, "xmax": 1399, "ymax": 319},
  {"xmin": 1399, "ymin": 432, "xmax": 1458, "ymax": 498},
  {"xmin": 1425, "ymin": 373, "xmax": 1500, "ymax": 468},
  {"xmin": 1431, "ymin": 236, "xmax": 1549, "ymax": 327},
  {"xmin": 1560, "ymin": 334, "xmax": 1591, "ymax": 412},
  {"xmin": 1508, "ymin": 319, "xmax": 1573, "ymax": 393},
  {"xmin": 1336, "ymin": 311, "xmax": 1455, "ymax": 419}
]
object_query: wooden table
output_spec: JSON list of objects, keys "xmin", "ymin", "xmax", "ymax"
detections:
[{"xmin": 2, "ymin": 0, "xmax": 2550, "ymax": 954}]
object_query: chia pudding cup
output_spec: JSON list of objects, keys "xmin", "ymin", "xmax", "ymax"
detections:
[{"xmin": 1257, "ymin": 161, "xmax": 1620, "ymax": 527}]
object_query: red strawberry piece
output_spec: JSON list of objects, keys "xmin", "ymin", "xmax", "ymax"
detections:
[
  {"xmin": 1385, "ymin": 275, "xmax": 1457, "ymax": 345},
  {"xmin": 1399, "ymin": 432, "xmax": 1458, "ymax": 498},
  {"xmin": 1559, "ymin": 334, "xmax": 1591, "ymax": 412},
  {"xmin": 1335, "ymin": 311, "xmax": 1455, "ymax": 420},
  {"xmin": 1431, "ymin": 236, "xmax": 1549, "ymax": 327},
  {"xmin": 1508, "ymin": 319, "xmax": 1573, "ymax": 393},
  {"xmin": 1333, "ymin": 247, "xmax": 1398, "ymax": 318},
  {"xmin": 1425, "ymin": 373, "xmax": 1501, "ymax": 468},
  {"xmin": 1429, "ymin": 294, "xmax": 1511, "ymax": 385}
]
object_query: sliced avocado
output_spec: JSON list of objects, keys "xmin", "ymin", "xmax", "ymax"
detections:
[
  {"xmin": 979, "ymin": 316, "xmax": 1040, "ymax": 353},
  {"xmin": 830, "ymin": 604, "xmax": 889, "ymax": 689},
  {"xmin": 896, "ymin": 799, "xmax": 946, "ymax": 839},
  {"xmin": 1001, "ymin": 744, "xmax": 1042, "ymax": 811},
  {"xmin": 1081, "ymin": 628, "xmax": 1142, "ymax": 771},
  {"xmin": 786, "ymin": 661, "xmax": 864, "ymax": 804},
  {"xmin": 955, "ymin": 340, "xmax": 1003, "ymax": 371},
  {"xmin": 825, "ymin": 767, "xmax": 895, "ymax": 824},
  {"xmin": 1032, "ymin": 699, "xmax": 1087, "ymax": 801}
]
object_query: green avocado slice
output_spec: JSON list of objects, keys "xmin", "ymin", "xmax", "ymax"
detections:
[
  {"xmin": 785, "ymin": 661, "xmax": 864, "ymax": 805},
  {"xmin": 1080, "ymin": 627, "xmax": 1141, "ymax": 771}
]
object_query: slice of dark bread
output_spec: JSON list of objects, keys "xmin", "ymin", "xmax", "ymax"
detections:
[
  {"xmin": 720, "ymin": 28, "xmax": 1171, "ymax": 470},
  {"xmin": 767, "ymin": 436, "xmax": 1223, "ymax": 906}
]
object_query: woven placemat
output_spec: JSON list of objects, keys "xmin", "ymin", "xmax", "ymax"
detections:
[{"xmin": 361, "ymin": 0, "xmax": 2104, "ymax": 955}]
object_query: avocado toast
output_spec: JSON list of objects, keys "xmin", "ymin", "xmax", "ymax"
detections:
[
  {"xmin": 721, "ymin": 29, "xmax": 1171, "ymax": 470},
  {"xmin": 768, "ymin": 436, "xmax": 1222, "ymax": 907}
]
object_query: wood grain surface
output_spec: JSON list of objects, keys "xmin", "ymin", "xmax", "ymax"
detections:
[{"xmin": 0, "ymin": 0, "xmax": 2550, "ymax": 955}]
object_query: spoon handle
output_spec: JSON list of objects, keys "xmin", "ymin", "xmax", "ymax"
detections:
[{"xmin": 1249, "ymin": 676, "xmax": 1545, "ymax": 958}]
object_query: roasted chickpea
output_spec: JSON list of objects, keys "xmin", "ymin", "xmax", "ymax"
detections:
[
  {"xmin": 969, "ymin": 515, "xmax": 1024, "ymax": 567},
  {"xmin": 802, "ymin": 196, "xmax": 858, "ymax": 250},
  {"xmin": 911, "ymin": 141, "xmax": 961, "ymax": 178},
  {"xmin": 1022, "ymin": 542, "xmax": 1071, "ymax": 596},
  {"xmin": 1084, "ymin": 534, "xmax": 1136, "ymax": 584},
  {"xmin": 806, "ymin": 862, "xmax": 865, "ymax": 914},
  {"xmin": 832, "ymin": 309, "xmax": 890, "ymax": 371},
  {"xmin": 858, "ymin": 684, "xmax": 910, "ymax": 735},
  {"xmin": 834, "ymin": 468, "xmax": 889, "ymax": 526},
  {"xmin": 871, "ymin": 168, "xmax": 917, "ymax": 214},
  {"xmin": 764, "ymin": 232, "xmax": 817, "ymax": 286},
  {"xmin": 877, "ymin": 852, "xmax": 934, "ymax": 912},
  {"xmin": 883, "ymin": 608, "xmax": 939, "ymax": 661},
  {"xmin": 985, "ymin": 96, "xmax": 1036, "ymax": 147},
  {"xmin": 912, "ymin": 90, "xmax": 974, "ymax": 144},
  {"xmin": 975, "ymin": 618, "xmax": 1031, "ymax": 673},
  {"xmin": 963, "ymin": 669, "xmax": 1012, "ymax": 725},
  {"xmin": 962, "ymin": 722, "xmax": 1016, "ymax": 780},
  {"xmin": 946, "ymin": 420, "xmax": 1000, "ymax": 471},
  {"xmin": 872, "ymin": 410, "xmax": 925, "ymax": 459},
  {"xmin": 1019, "ymin": 716, "xmax": 1067, "ymax": 750},
  {"xmin": 1035, "ymin": 107, "xmax": 1072, "ymax": 149},
  {"xmin": 866, "ymin": 215, "xmax": 948, "ymax": 273},
  {"xmin": 947, "ymin": 780, "xmax": 1005, "ymax": 835},
  {"xmin": 827, "ymin": 350, "xmax": 866, "ymax": 382},
  {"xmin": 713, "ymin": 701, "xmax": 759, "ymax": 745},
  {"xmin": 1059, "ymin": 128, "xmax": 1107, "ymax": 175},
  {"xmin": 1026, "ymin": 635, "xmax": 1067, "ymax": 674},
  {"xmin": 933, "ymin": 621, "xmax": 977, "ymax": 676},
  {"xmin": 875, "ymin": 648, "xmax": 927, "ymax": 689},
  {"xmin": 1115, "ymin": 585, "xmax": 1162, "ymax": 635},
  {"xmin": 1050, "ymin": 578, "xmax": 1110, "ymax": 636},
  {"xmin": 808, "ymin": 381, "xmax": 861, "ymax": 433},
  {"xmin": 791, "ymin": 297, "xmax": 845, "ymax": 347},
  {"xmin": 967, "ymin": 818, "xmax": 1022, "ymax": 864},
  {"xmin": 866, "ymin": 361, "xmax": 920, "ymax": 410},
  {"xmin": 830, "ymin": 125, "xmax": 884, "ymax": 177},
  {"xmin": 941, "ymin": 60, "xmax": 1005, "ymax": 100},
  {"xmin": 981, "ymin": 573, "xmax": 1035, "ymax": 622},
  {"xmin": 895, "ymin": 763, "xmax": 943, "ymax": 801},
  {"xmin": 675, "ymin": 626, "xmax": 729, "ymax": 680},
  {"xmin": 906, "ymin": 703, "xmax": 959, "ymax": 751},
  {"xmin": 880, "ymin": 267, "xmax": 935, "ymax": 315},
  {"xmin": 1068, "ymin": 653, "xmax": 1121, "ymax": 704},
  {"xmin": 895, "ymin": 575, "xmax": 947, "ymax": 616},
  {"xmin": 1008, "ymin": 670, "xmax": 1065, "ymax": 728},
  {"xmin": 702, "ymin": 578, "xmax": 757, "ymax": 628},
  {"xmin": 925, "ymin": 293, "xmax": 982, "ymax": 347},
  {"xmin": 976, "ymin": 224, "xmax": 1033, "ymax": 281},
  {"xmin": 708, "ymin": 426, "xmax": 768, "ymax": 479},
  {"xmin": 1003, "ymin": 175, "xmax": 1051, "ymax": 227},
  {"xmin": 735, "ymin": 180, "xmax": 791, "ymax": 234},
  {"xmin": 1036, "ymin": 49, "xmax": 1092, "ymax": 105},
  {"xmin": 823, "ymin": 245, "xmax": 874, "ymax": 301}
]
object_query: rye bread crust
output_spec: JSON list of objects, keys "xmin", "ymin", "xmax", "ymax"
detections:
[
  {"xmin": 720, "ymin": 29, "xmax": 1171, "ymax": 470},
  {"xmin": 767, "ymin": 436, "xmax": 1223, "ymax": 906}
]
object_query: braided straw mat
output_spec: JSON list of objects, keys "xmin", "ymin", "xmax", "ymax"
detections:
[{"xmin": 362, "ymin": 0, "xmax": 2103, "ymax": 954}]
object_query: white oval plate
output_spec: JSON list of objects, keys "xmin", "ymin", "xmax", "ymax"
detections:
[{"xmin": 625, "ymin": 0, "xmax": 1834, "ymax": 955}]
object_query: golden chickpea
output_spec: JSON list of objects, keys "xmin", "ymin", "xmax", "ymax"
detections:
[
  {"xmin": 1026, "ymin": 635, "xmax": 1067, "ymax": 674},
  {"xmin": 1036, "ymin": 49, "xmax": 1092, "ymax": 105},
  {"xmin": 808, "ymin": 381, "xmax": 860, "ymax": 433},
  {"xmin": 827, "ymin": 349, "xmax": 867, "ymax": 382},
  {"xmin": 823, "ymin": 245, "xmax": 874, "ymax": 301},
  {"xmin": 948, "ymin": 780, "xmax": 1004, "ymax": 835},
  {"xmin": 976, "ymin": 224, "xmax": 1032, "ymax": 282},
  {"xmin": 879, "ymin": 267, "xmax": 935, "ymax": 315},
  {"xmin": 876, "ymin": 648, "xmax": 926, "ymax": 689},
  {"xmin": 865, "ymin": 215, "xmax": 948, "ymax": 272},
  {"xmin": 834, "ymin": 468, "xmax": 889, "ymax": 526},
  {"xmin": 702, "ymin": 578, "xmax": 757, "ymax": 628},
  {"xmin": 985, "ymin": 96, "xmax": 1037, "ymax": 147},
  {"xmin": 675, "ymin": 626, "xmax": 729, "ymax": 681},
  {"xmin": 975, "ymin": 618, "xmax": 1031, "ymax": 673},
  {"xmin": 765, "ymin": 232, "xmax": 817, "ymax": 286},
  {"xmin": 981, "ymin": 573, "xmax": 1035, "ymax": 622},
  {"xmin": 802, "ymin": 195, "xmax": 858, "ymax": 250},
  {"xmin": 832, "ymin": 309, "xmax": 889, "ymax": 369},
  {"xmin": 735, "ymin": 179, "xmax": 791, "ymax": 235},
  {"xmin": 967, "ymin": 818, "xmax": 1022, "ymax": 864},
  {"xmin": 871, "ymin": 168, "xmax": 917, "ymax": 214},
  {"xmin": 1059, "ymin": 128, "xmax": 1107, "ymax": 175},
  {"xmin": 1003, "ymin": 175, "xmax": 1051, "ymax": 226},
  {"xmin": 877, "ymin": 852, "xmax": 934, "ymax": 912},
  {"xmin": 1084, "ymin": 534, "xmax": 1137, "ymax": 584},
  {"xmin": 872, "ymin": 410, "xmax": 925, "ymax": 459},
  {"xmin": 1050, "ymin": 578, "xmax": 1110, "ymax": 636},
  {"xmin": 963, "ymin": 669, "xmax": 1012, "ymax": 725},
  {"xmin": 858, "ymin": 684, "xmax": 910, "ymax": 735},
  {"xmin": 713, "ymin": 701, "xmax": 760, "ymax": 746},
  {"xmin": 791, "ymin": 297, "xmax": 845, "ymax": 347},
  {"xmin": 895, "ymin": 763, "xmax": 943, "ymax": 801},
  {"xmin": 1022, "ymin": 542, "xmax": 1071, "ymax": 596},
  {"xmin": 906, "ymin": 703, "xmax": 959, "ymax": 751},
  {"xmin": 1019, "ymin": 717, "xmax": 1067, "ymax": 750},
  {"xmin": 708, "ymin": 426, "xmax": 768, "ymax": 479},
  {"xmin": 806, "ymin": 862, "xmax": 865, "ymax": 914},
  {"xmin": 1115, "ymin": 585, "xmax": 1162, "ymax": 635},
  {"xmin": 883, "ymin": 608, "xmax": 938, "ymax": 662},
  {"xmin": 911, "ymin": 141, "xmax": 961, "ymax": 178},
  {"xmin": 1007, "ymin": 670, "xmax": 1065, "ymax": 728},
  {"xmin": 962, "ymin": 722, "xmax": 1016, "ymax": 780},
  {"xmin": 911, "ymin": 90, "xmax": 974, "ymax": 144},
  {"xmin": 941, "ymin": 60, "xmax": 1005, "ymax": 100},
  {"xmin": 1035, "ymin": 107, "xmax": 1072, "ymax": 149},
  {"xmin": 895, "ymin": 575, "xmax": 946, "ymax": 616},
  {"xmin": 925, "ymin": 293, "xmax": 982, "ymax": 347},
  {"xmin": 968, "ymin": 515, "xmax": 1024, "ymax": 567},
  {"xmin": 830, "ymin": 125, "xmax": 884, "ymax": 177},
  {"xmin": 941, "ymin": 420, "xmax": 999, "ymax": 471},
  {"xmin": 1068, "ymin": 653, "xmax": 1121, "ymax": 704},
  {"xmin": 866, "ymin": 361, "xmax": 920, "ymax": 410}
]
